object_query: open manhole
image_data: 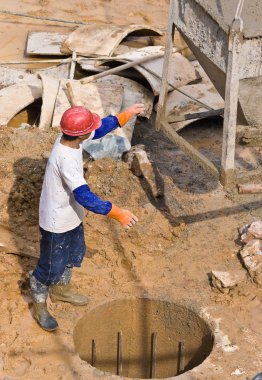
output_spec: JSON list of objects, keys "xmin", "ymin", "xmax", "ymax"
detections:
[{"xmin": 74, "ymin": 298, "xmax": 214, "ymax": 379}]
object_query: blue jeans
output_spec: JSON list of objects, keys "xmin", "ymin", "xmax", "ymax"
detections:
[{"xmin": 33, "ymin": 223, "xmax": 86, "ymax": 286}]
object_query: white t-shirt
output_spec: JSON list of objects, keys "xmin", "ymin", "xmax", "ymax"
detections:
[{"xmin": 39, "ymin": 135, "xmax": 87, "ymax": 233}]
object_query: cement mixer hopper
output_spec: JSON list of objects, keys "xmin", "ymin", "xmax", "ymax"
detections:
[{"xmin": 173, "ymin": 0, "xmax": 262, "ymax": 127}]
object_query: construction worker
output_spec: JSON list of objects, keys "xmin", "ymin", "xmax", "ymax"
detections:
[{"xmin": 29, "ymin": 103, "xmax": 145, "ymax": 331}]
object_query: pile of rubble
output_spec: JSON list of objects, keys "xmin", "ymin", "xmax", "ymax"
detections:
[
  {"xmin": 239, "ymin": 220, "xmax": 262, "ymax": 286},
  {"xmin": 0, "ymin": 22, "xmax": 224, "ymax": 162},
  {"xmin": 211, "ymin": 220, "xmax": 262, "ymax": 293}
]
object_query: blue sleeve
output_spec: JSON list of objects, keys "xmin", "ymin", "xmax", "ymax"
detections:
[
  {"xmin": 93, "ymin": 115, "xmax": 120, "ymax": 140},
  {"xmin": 73, "ymin": 184, "xmax": 112, "ymax": 215}
]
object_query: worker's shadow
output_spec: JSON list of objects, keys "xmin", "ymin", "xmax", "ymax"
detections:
[{"xmin": 7, "ymin": 157, "xmax": 47, "ymax": 300}]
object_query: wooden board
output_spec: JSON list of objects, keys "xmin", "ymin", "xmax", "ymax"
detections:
[
  {"xmin": 26, "ymin": 31, "xmax": 69, "ymax": 56},
  {"xmin": 52, "ymin": 80, "xmax": 123, "ymax": 127},
  {"xmin": 39, "ymin": 75, "xmax": 60, "ymax": 129}
]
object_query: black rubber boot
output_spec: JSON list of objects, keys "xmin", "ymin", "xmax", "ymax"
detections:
[
  {"xmin": 32, "ymin": 302, "xmax": 58, "ymax": 332},
  {"xmin": 29, "ymin": 272, "xmax": 58, "ymax": 332},
  {"xmin": 50, "ymin": 266, "xmax": 89, "ymax": 306}
]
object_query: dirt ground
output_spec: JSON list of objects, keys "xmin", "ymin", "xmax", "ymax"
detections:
[{"xmin": 0, "ymin": 1, "xmax": 262, "ymax": 380}]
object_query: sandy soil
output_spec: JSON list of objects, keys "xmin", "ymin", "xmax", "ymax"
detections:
[{"xmin": 0, "ymin": 1, "xmax": 262, "ymax": 380}]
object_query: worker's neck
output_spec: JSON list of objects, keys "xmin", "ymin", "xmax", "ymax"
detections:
[{"xmin": 60, "ymin": 136, "xmax": 81, "ymax": 149}]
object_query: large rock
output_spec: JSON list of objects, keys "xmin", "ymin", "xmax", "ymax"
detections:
[
  {"xmin": 240, "ymin": 239, "xmax": 262, "ymax": 285},
  {"xmin": 210, "ymin": 270, "xmax": 246, "ymax": 294},
  {"xmin": 240, "ymin": 220, "xmax": 262, "ymax": 243}
]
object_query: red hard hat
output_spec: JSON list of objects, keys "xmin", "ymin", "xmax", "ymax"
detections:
[{"xmin": 60, "ymin": 106, "xmax": 101, "ymax": 136}]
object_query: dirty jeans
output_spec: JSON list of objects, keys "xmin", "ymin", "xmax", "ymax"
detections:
[{"xmin": 32, "ymin": 223, "xmax": 86, "ymax": 286}]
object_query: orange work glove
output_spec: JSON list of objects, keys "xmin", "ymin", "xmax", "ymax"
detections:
[
  {"xmin": 116, "ymin": 103, "xmax": 145, "ymax": 127},
  {"xmin": 108, "ymin": 204, "xmax": 138, "ymax": 229}
]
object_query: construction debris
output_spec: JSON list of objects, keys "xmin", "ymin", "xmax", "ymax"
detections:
[
  {"xmin": 38, "ymin": 75, "xmax": 60, "ymax": 129},
  {"xmin": 83, "ymin": 76, "xmax": 154, "ymax": 160},
  {"xmin": 52, "ymin": 80, "xmax": 123, "ymax": 128},
  {"xmin": 123, "ymin": 145, "xmax": 162, "ymax": 198},
  {"xmin": 0, "ymin": 81, "xmax": 42, "ymax": 126},
  {"xmin": 240, "ymin": 240, "xmax": 262, "ymax": 286},
  {"xmin": 98, "ymin": 46, "xmax": 198, "ymax": 95},
  {"xmin": 26, "ymin": 32, "xmax": 69, "ymax": 56},
  {"xmin": 239, "ymin": 221, "xmax": 262, "ymax": 286},
  {"xmin": 81, "ymin": 52, "xmax": 165, "ymax": 85},
  {"xmin": 157, "ymin": 82, "xmax": 224, "ymax": 132},
  {"xmin": 210, "ymin": 270, "xmax": 246, "ymax": 294},
  {"xmin": 238, "ymin": 183, "xmax": 262, "ymax": 194},
  {"xmin": 61, "ymin": 24, "xmax": 162, "ymax": 57},
  {"xmin": 0, "ymin": 64, "xmax": 70, "ymax": 89},
  {"xmin": 240, "ymin": 220, "xmax": 262, "ymax": 242},
  {"xmin": 247, "ymin": 221, "xmax": 262, "ymax": 239}
]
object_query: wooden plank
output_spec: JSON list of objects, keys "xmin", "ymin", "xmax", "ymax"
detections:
[
  {"xmin": 221, "ymin": 28, "xmax": 242, "ymax": 175},
  {"xmin": 168, "ymin": 108, "xmax": 224, "ymax": 123},
  {"xmin": 69, "ymin": 51, "xmax": 77, "ymax": 80},
  {"xmin": 155, "ymin": 0, "xmax": 176, "ymax": 131},
  {"xmin": 26, "ymin": 32, "xmax": 69, "ymax": 56},
  {"xmin": 161, "ymin": 120, "xmax": 220, "ymax": 178},
  {"xmin": 38, "ymin": 75, "xmax": 60, "ymax": 129}
]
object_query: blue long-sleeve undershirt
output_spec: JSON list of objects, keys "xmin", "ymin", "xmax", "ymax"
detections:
[
  {"xmin": 93, "ymin": 115, "xmax": 120, "ymax": 140},
  {"xmin": 73, "ymin": 184, "xmax": 112, "ymax": 215},
  {"xmin": 73, "ymin": 116, "xmax": 119, "ymax": 214}
]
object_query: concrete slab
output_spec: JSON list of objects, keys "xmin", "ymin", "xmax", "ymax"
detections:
[
  {"xmin": 0, "ymin": 63, "xmax": 70, "ymax": 89},
  {"xmin": 61, "ymin": 24, "xmax": 162, "ymax": 57},
  {"xmin": 100, "ymin": 46, "xmax": 198, "ymax": 96},
  {"xmin": 0, "ymin": 81, "xmax": 42, "ymax": 126},
  {"xmin": 26, "ymin": 32, "xmax": 69, "ymax": 56},
  {"xmin": 95, "ymin": 75, "xmax": 154, "ymax": 142},
  {"xmin": 52, "ymin": 80, "xmax": 123, "ymax": 127},
  {"xmin": 156, "ymin": 82, "xmax": 224, "ymax": 132}
]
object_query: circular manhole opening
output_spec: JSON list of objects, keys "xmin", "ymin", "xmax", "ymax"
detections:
[{"xmin": 74, "ymin": 298, "xmax": 214, "ymax": 379}]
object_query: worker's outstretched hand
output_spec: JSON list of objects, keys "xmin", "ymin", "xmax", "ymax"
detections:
[
  {"xmin": 116, "ymin": 103, "xmax": 146, "ymax": 127},
  {"xmin": 125, "ymin": 103, "xmax": 146, "ymax": 117},
  {"xmin": 108, "ymin": 204, "xmax": 138, "ymax": 229}
]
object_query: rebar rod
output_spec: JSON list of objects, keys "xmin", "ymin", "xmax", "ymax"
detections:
[
  {"xmin": 117, "ymin": 331, "xmax": 123, "ymax": 376},
  {"xmin": 91, "ymin": 339, "xmax": 96, "ymax": 367},
  {"xmin": 177, "ymin": 341, "xmax": 185, "ymax": 375},
  {"xmin": 150, "ymin": 333, "xmax": 157, "ymax": 378}
]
